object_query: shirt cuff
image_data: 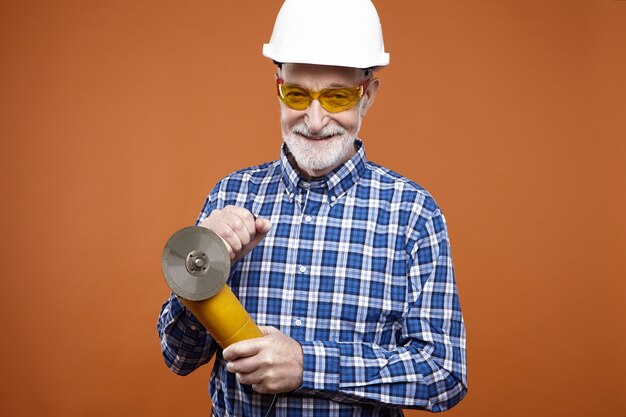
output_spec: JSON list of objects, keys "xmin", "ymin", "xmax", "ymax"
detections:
[
  {"xmin": 167, "ymin": 293, "xmax": 206, "ymax": 333},
  {"xmin": 298, "ymin": 341, "xmax": 340, "ymax": 392}
]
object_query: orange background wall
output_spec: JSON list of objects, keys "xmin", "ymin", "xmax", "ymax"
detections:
[{"xmin": 1, "ymin": 1, "xmax": 624, "ymax": 416}]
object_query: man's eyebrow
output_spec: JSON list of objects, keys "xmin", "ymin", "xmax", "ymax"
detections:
[{"xmin": 284, "ymin": 82, "xmax": 354, "ymax": 89}]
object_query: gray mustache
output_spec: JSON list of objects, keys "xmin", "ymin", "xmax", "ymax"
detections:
[{"xmin": 290, "ymin": 124, "xmax": 347, "ymax": 139}]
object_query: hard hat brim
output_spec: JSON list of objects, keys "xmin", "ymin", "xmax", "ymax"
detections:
[{"xmin": 263, "ymin": 44, "xmax": 389, "ymax": 69}]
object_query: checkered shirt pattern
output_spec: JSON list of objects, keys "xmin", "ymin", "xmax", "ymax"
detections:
[{"xmin": 158, "ymin": 140, "xmax": 467, "ymax": 416}]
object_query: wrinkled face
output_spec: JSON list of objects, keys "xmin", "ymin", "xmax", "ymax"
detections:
[{"xmin": 278, "ymin": 63, "xmax": 379, "ymax": 178}]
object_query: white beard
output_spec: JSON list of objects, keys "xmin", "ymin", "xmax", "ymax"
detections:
[{"xmin": 283, "ymin": 124, "xmax": 358, "ymax": 174}]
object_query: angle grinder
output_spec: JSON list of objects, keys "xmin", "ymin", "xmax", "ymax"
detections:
[{"xmin": 161, "ymin": 226, "xmax": 263, "ymax": 348}]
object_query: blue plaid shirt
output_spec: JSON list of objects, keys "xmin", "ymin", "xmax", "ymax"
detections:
[{"xmin": 158, "ymin": 140, "xmax": 467, "ymax": 416}]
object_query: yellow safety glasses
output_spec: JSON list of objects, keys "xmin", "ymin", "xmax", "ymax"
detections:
[{"xmin": 276, "ymin": 78, "xmax": 372, "ymax": 113}]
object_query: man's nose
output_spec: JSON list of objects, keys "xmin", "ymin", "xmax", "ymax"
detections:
[{"xmin": 304, "ymin": 99, "xmax": 329, "ymax": 133}]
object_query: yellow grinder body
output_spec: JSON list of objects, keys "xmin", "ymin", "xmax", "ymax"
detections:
[{"xmin": 161, "ymin": 226, "xmax": 263, "ymax": 348}]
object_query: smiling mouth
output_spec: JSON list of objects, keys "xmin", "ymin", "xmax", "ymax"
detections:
[{"xmin": 296, "ymin": 132, "xmax": 338, "ymax": 141}]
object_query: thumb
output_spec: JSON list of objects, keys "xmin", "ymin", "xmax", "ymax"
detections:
[
  {"xmin": 255, "ymin": 218, "xmax": 272, "ymax": 235},
  {"xmin": 233, "ymin": 218, "xmax": 271, "ymax": 262},
  {"xmin": 242, "ymin": 218, "xmax": 271, "ymax": 254},
  {"xmin": 258, "ymin": 326, "xmax": 279, "ymax": 336}
]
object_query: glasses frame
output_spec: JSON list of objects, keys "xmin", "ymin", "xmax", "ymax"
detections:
[{"xmin": 276, "ymin": 77, "xmax": 373, "ymax": 113}]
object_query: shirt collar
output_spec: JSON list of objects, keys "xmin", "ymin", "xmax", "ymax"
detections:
[{"xmin": 280, "ymin": 139, "xmax": 367, "ymax": 202}]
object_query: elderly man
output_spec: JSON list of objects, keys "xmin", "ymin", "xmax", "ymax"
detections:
[{"xmin": 157, "ymin": 1, "xmax": 467, "ymax": 416}]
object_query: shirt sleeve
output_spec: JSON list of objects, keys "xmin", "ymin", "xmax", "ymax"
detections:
[
  {"xmin": 296, "ymin": 209, "xmax": 467, "ymax": 412},
  {"xmin": 156, "ymin": 292, "xmax": 218, "ymax": 375}
]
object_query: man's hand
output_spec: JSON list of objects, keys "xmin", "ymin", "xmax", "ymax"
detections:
[
  {"xmin": 223, "ymin": 326, "xmax": 304, "ymax": 394},
  {"xmin": 199, "ymin": 206, "xmax": 271, "ymax": 262}
]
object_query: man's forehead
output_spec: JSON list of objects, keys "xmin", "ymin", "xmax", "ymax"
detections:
[{"xmin": 280, "ymin": 63, "xmax": 363, "ymax": 85}]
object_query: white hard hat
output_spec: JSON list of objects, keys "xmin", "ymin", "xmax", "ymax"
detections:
[{"xmin": 262, "ymin": 0, "xmax": 390, "ymax": 69}]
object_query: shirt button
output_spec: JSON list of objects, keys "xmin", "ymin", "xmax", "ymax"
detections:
[
  {"xmin": 299, "ymin": 265, "xmax": 307, "ymax": 273},
  {"xmin": 330, "ymin": 196, "xmax": 337, "ymax": 202},
  {"xmin": 295, "ymin": 319, "xmax": 302, "ymax": 326},
  {"xmin": 304, "ymin": 215, "xmax": 312, "ymax": 223},
  {"xmin": 190, "ymin": 325, "xmax": 198, "ymax": 331}
]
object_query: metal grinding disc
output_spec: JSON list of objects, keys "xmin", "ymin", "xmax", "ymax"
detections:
[{"xmin": 161, "ymin": 226, "xmax": 230, "ymax": 301}]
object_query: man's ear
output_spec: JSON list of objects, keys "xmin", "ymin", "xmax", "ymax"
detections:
[{"xmin": 360, "ymin": 78, "xmax": 380, "ymax": 116}]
